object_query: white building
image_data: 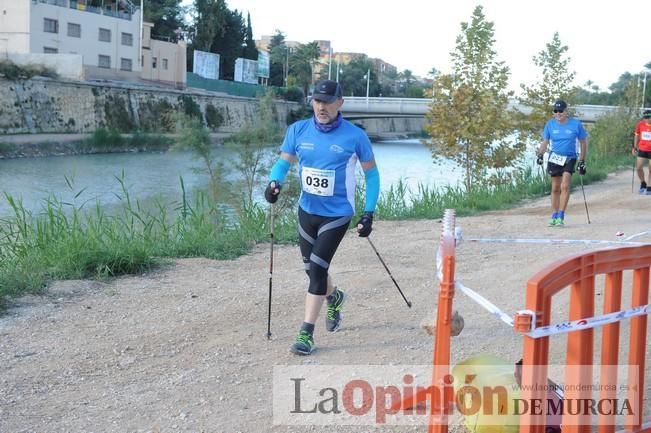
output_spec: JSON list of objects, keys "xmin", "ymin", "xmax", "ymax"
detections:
[{"xmin": 0, "ymin": 0, "xmax": 142, "ymax": 81}]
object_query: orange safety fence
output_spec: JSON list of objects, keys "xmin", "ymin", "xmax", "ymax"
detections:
[
  {"xmin": 514, "ymin": 244, "xmax": 651, "ymax": 433},
  {"xmin": 395, "ymin": 209, "xmax": 651, "ymax": 433},
  {"xmin": 395, "ymin": 209, "xmax": 457, "ymax": 433}
]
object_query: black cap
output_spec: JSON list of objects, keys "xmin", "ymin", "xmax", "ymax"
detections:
[
  {"xmin": 312, "ymin": 80, "xmax": 342, "ymax": 103},
  {"xmin": 553, "ymin": 100, "xmax": 568, "ymax": 112},
  {"xmin": 643, "ymin": 109, "xmax": 651, "ymax": 119}
]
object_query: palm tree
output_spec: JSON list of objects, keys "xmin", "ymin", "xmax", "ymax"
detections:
[{"xmin": 290, "ymin": 42, "xmax": 321, "ymax": 100}]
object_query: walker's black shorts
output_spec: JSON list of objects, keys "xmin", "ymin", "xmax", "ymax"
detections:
[
  {"xmin": 637, "ymin": 149, "xmax": 651, "ymax": 159},
  {"xmin": 298, "ymin": 207, "xmax": 351, "ymax": 295},
  {"xmin": 547, "ymin": 158, "xmax": 577, "ymax": 177}
]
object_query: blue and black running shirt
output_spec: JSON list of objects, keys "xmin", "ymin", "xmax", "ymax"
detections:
[{"xmin": 280, "ymin": 118, "xmax": 375, "ymax": 217}]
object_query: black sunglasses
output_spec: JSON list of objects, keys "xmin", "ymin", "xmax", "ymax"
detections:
[{"xmin": 553, "ymin": 109, "xmax": 565, "ymax": 114}]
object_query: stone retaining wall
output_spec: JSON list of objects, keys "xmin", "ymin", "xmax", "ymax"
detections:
[{"xmin": 0, "ymin": 77, "xmax": 298, "ymax": 135}]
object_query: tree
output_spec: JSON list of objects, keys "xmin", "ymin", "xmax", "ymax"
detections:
[
  {"xmin": 211, "ymin": 9, "xmax": 246, "ymax": 80},
  {"xmin": 189, "ymin": 0, "xmax": 226, "ymax": 53},
  {"xmin": 144, "ymin": 0, "xmax": 185, "ymax": 42},
  {"xmin": 268, "ymin": 31, "xmax": 288, "ymax": 87},
  {"xmin": 518, "ymin": 32, "xmax": 576, "ymax": 142},
  {"xmin": 337, "ymin": 56, "xmax": 379, "ymax": 97},
  {"xmin": 242, "ymin": 12, "xmax": 258, "ymax": 60},
  {"xmin": 424, "ymin": 5, "xmax": 518, "ymax": 192},
  {"xmin": 427, "ymin": 67, "xmax": 439, "ymax": 79},
  {"xmin": 289, "ymin": 42, "xmax": 320, "ymax": 100}
]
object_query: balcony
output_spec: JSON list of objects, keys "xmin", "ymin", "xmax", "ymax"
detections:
[{"xmin": 35, "ymin": 0, "xmax": 136, "ymax": 21}]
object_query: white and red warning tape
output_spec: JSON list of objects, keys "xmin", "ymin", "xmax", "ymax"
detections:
[{"xmin": 436, "ymin": 228, "xmax": 651, "ymax": 339}]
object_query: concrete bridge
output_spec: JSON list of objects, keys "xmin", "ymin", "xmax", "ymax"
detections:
[{"xmin": 341, "ymin": 96, "xmax": 619, "ymax": 124}]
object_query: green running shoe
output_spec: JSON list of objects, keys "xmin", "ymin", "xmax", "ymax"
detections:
[
  {"xmin": 548, "ymin": 217, "xmax": 558, "ymax": 227},
  {"xmin": 290, "ymin": 330, "xmax": 315, "ymax": 356},
  {"xmin": 325, "ymin": 289, "xmax": 347, "ymax": 332},
  {"xmin": 556, "ymin": 218, "xmax": 565, "ymax": 226}
]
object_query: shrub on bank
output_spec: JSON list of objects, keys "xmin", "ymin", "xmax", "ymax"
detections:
[{"xmin": 0, "ymin": 60, "xmax": 58, "ymax": 81}]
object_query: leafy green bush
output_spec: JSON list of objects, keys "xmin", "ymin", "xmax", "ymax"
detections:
[
  {"xmin": 283, "ymin": 86, "xmax": 305, "ymax": 103},
  {"xmin": 179, "ymin": 95, "xmax": 203, "ymax": 123},
  {"xmin": 85, "ymin": 128, "xmax": 125, "ymax": 149},
  {"xmin": 286, "ymin": 105, "xmax": 311, "ymax": 125},
  {"xmin": 587, "ymin": 109, "xmax": 637, "ymax": 159},
  {"xmin": 205, "ymin": 104, "xmax": 224, "ymax": 130},
  {"xmin": 0, "ymin": 60, "xmax": 58, "ymax": 80}
]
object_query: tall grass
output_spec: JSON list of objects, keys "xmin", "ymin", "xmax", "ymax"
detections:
[{"xmin": 0, "ymin": 175, "xmax": 297, "ymax": 311}]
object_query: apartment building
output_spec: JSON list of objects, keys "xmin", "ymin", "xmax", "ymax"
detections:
[
  {"xmin": 140, "ymin": 21, "xmax": 186, "ymax": 88},
  {"xmin": 0, "ymin": 0, "xmax": 141, "ymax": 81}
]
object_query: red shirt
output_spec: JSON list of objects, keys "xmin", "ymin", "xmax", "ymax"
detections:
[{"xmin": 635, "ymin": 120, "xmax": 651, "ymax": 151}]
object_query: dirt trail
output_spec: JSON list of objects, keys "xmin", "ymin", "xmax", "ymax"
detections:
[{"xmin": 1, "ymin": 169, "xmax": 650, "ymax": 433}]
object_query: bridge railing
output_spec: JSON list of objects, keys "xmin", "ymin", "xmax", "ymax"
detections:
[{"xmin": 341, "ymin": 97, "xmax": 621, "ymax": 122}]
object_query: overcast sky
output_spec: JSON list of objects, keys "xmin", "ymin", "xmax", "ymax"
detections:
[{"xmin": 182, "ymin": 0, "xmax": 650, "ymax": 93}]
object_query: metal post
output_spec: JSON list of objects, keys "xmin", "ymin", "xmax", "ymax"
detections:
[
  {"xmin": 328, "ymin": 46, "xmax": 332, "ymax": 80},
  {"xmin": 284, "ymin": 46, "xmax": 288, "ymax": 87},
  {"xmin": 365, "ymin": 68, "xmax": 370, "ymax": 108},
  {"xmin": 139, "ymin": 0, "xmax": 143, "ymax": 70}
]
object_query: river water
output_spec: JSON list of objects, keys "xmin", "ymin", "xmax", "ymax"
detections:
[{"xmin": 0, "ymin": 138, "xmax": 464, "ymax": 217}]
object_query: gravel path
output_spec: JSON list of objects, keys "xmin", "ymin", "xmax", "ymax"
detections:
[{"xmin": 1, "ymin": 169, "xmax": 650, "ymax": 433}]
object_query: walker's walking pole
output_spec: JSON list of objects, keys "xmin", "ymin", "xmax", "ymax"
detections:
[
  {"xmin": 366, "ymin": 237, "xmax": 412, "ymax": 308},
  {"xmin": 266, "ymin": 205, "xmax": 275, "ymax": 339}
]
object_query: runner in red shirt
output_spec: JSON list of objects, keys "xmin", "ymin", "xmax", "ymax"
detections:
[{"xmin": 633, "ymin": 109, "xmax": 651, "ymax": 194}]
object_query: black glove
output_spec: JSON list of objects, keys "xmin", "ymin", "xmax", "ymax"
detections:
[
  {"xmin": 536, "ymin": 153, "xmax": 544, "ymax": 165},
  {"xmin": 578, "ymin": 160, "xmax": 586, "ymax": 175},
  {"xmin": 355, "ymin": 212, "xmax": 373, "ymax": 237},
  {"xmin": 264, "ymin": 181, "xmax": 281, "ymax": 204}
]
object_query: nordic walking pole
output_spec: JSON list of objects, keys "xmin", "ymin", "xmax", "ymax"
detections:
[
  {"xmin": 579, "ymin": 174, "xmax": 591, "ymax": 224},
  {"xmin": 366, "ymin": 237, "xmax": 412, "ymax": 308},
  {"xmin": 266, "ymin": 205, "xmax": 275, "ymax": 339}
]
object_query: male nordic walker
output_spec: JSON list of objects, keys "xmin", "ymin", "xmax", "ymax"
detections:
[
  {"xmin": 264, "ymin": 79, "xmax": 380, "ymax": 356},
  {"xmin": 633, "ymin": 109, "xmax": 651, "ymax": 194},
  {"xmin": 536, "ymin": 99, "xmax": 588, "ymax": 226}
]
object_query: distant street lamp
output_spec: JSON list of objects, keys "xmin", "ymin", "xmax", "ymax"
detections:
[
  {"xmin": 364, "ymin": 68, "xmax": 370, "ymax": 107},
  {"xmin": 284, "ymin": 46, "xmax": 289, "ymax": 87},
  {"xmin": 327, "ymin": 46, "xmax": 333, "ymax": 80}
]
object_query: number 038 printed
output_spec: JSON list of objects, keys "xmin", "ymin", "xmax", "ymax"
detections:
[{"xmin": 301, "ymin": 167, "xmax": 335, "ymax": 196}]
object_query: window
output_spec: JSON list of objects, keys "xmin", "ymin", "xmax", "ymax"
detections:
[
  {"xmin": 98, "ymin": 55, "xmax": 111, "ymax": 69},
  {"xmin": 152, "ymin": 57, "xmax": 157, "ymax": 69},
  {"xmin": 43, "ymin": 47, "xmax": 58, "ymax": 54},
  {"xmin": 120, "ymin": 58, "xmax": 132, "ymax": 71},
  {"xmin": 99, "ymin": 28, "xmax": 111, "ymax": 42},
  {"xmin": 121, "ymin": 32, "xmax": 133, "ymax": 46},
  {"xmin": 43, "ymin": 18, "xmax": 58, "ymax": 34},
  {"xmin": 67, "ymin": 23, "xmax": 81, "ymax": 38},
  {"xmin": 162, "ymin": 59, "xmax": 168, "ymax": 70}
]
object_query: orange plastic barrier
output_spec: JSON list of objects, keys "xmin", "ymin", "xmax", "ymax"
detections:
[
  {"xmin": 397, "ymin": 209, "xmax": 651, "ymax": 433},
  {"xmin": 515, "ymin": 245, "xmax": 651, "ymax": 433},
  {"xmin": 395, "ymin": 209, "xmax": 457, "ymax": 433}
]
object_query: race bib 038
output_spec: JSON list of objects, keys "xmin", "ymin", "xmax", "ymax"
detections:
[{"xmin": 301, "ymin": 167, "xmax": 335, "ymax": 196}]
